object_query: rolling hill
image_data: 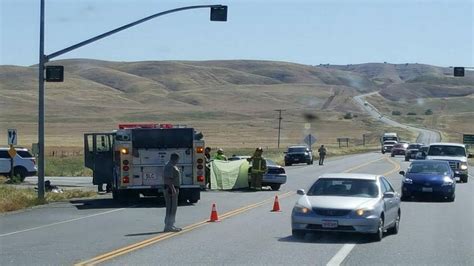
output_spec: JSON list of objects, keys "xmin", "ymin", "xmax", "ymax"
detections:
[{"xmin": 0, "ymin": 59, "xmax": 473, "ymax": 147}]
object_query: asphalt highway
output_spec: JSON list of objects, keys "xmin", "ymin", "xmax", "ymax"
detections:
[{"xmin": 1, "ymin": 152, "xmax": 473, "ymax": 265}]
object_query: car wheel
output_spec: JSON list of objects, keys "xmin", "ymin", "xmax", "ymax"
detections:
[
  {"xmin": 391, "ymin": 154, "xmax": 394, "ymax": 157},
  {"xmin": 382, "ymin": 151, "xmax": 385, "ymax": 154},
  {"xmin": 447, "ymin": 193, "xmax": 455, "ymax": 202},
  {"xmin": 270, "ymin": 184, "xmax": 281, "ymax": 191},
  {"xmin": 372, "ymin": 217, "xmax": 384, "ymax": 241},
  {"xmin": 292, "ymin": 230, "xmax": 305, "ymax": 239},
  {"xmin": 286, "ymin": 163, "xmax": 292, "ymax": 166},
  {"xmin": 14, "ymin": 167, "xmax": 27, "ymax": 182},
  {"xmin": 404, "ymin": 157, "xmax": 409, "ymax": 162},
  {"xmin": 388, "ymin": 210, "xmax": 400, "ymax": 235},
  {"xmin": 461, "ymin": 175, "xmax": 468, "ymax": 183},
  {"xmin": 400, "ymin": 195, "xmax": 409, "ymax": 201}
]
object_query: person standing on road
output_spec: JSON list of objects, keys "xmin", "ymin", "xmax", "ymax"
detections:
[
  {"xmin": 204, "ymin": 147, "xmax": 212, "ymax": 189},
  {"xmin": 318, "ymin": 145, "xmax": 327, "ymax": 165},
  {"xmin": 163, "ymin": 153, "xmax": 182, "ymax": 232},
  {"xmin": 247, "ymin": 147, "xmax": 267, "ymax": 190},
  {"xmin": 213, "ymin": 148, "xmax": 228, "ymax": 161}
]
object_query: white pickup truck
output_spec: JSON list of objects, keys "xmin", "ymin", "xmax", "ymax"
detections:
[{"xmin": 426, "ymin": 143, "xmax": 472, "ymax": 183}]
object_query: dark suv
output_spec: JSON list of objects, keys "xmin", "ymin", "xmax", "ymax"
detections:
[{"xmin": 284, "ymin": 146, "xmax": 313, "ymax": 166}]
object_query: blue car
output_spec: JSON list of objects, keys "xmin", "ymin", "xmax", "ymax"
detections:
[{"xmin": 399, "ymin": 160, "xmax": 455, "ymax": 202}]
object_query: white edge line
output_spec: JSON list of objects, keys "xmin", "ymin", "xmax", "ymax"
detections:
[
  {"xmin": 0, "ymin": 208, "xmax": 127, "ymax": 237},
  {"xmin": 326, "ymin": 243, "xmax": 356, "ymax": 266}
]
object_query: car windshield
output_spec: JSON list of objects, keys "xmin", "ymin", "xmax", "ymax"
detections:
[
  {"xmin": 384, "ymin": 141, "xmax": 397, "ymax": 145},
  {"xmin": 288, "ymin": 147, "xmax": 307, "ymax": 153},
  {"xmin": 266, "ymin": 159, "xmax": 276, "ymax": 166},
  {"xmin": 408, "ymin": 144, "xmax": 421, "ymax": 149},
  {"xmin": 307, "ymin": 178, "xmax": 379, "ymax": 198},
  {"xmin": 427, "ymin": 145, "xmax": 466, "ymax": 157},
  {"xmin": 408, "ymin": 162, "xmax": 450, "ymax": 174}
]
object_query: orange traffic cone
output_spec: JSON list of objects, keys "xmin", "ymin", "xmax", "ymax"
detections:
[
  {"xmin": 271, "ymin": 195, "xmax": 281, "ymax": 212},
  {"xmin": 208, "ymin": 203, "xmax": 220, "ymax": 222}
]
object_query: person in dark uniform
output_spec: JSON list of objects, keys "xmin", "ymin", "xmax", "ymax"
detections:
[
  {"xmin": 318, "ymin": 145, "xmax": 327, "ymax": 165},
  {"xmin": 204, "ymin": 147, "xmax": 212, "ymax": 189},
  {"xmin": 163, "ymin": 153, "xmax": 182, "ymax": 232}
]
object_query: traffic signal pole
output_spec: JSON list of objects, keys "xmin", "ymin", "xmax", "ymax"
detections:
[{"xmin": 37, "ymin": 3, "xmax": 227, "ymax": 200}]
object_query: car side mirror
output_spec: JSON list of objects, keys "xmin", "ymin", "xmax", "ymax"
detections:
[
  {"xmin": 384, "ymin": 192, "xmax": 395, "ymax": 198},
  {"xmin": 297, "ymin": 189, "xmax": 305, "ymax": 195},
  {"xmin": 399, "ymin": 171, "xmax": 405, "ymax": 176}
]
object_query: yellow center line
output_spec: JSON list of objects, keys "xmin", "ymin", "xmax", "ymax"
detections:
[
  {"xmin": 383, "ymin": 157, "xmax": 401, "ymax": 176},
  {"xmin": 75, "ymin": 191, "xmax": 294, "ymax": 266}
]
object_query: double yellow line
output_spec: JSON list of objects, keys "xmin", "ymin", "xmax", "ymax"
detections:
[
  {"xmin": 77, "ymin": 155, "xmax": 401, "ymax": 265},
  {"xmin": 76, "ymin": 191, "xmax": 294, "ymax": 265}
]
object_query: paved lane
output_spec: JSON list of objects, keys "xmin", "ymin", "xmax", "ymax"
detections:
[
  {"xmin": 353, "ymin": 93, "xmax": 441, "ymax": 144},
  {"xmin": 0, "ymin": 152, "xmax": 382, "ymax": 265}
]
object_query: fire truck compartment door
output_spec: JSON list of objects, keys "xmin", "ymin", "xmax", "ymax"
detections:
[{"xmin": 138, "ymin": 149, "xmax": 193, "ymax": 165}]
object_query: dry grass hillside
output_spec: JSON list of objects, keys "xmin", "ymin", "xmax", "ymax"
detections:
[{"xmin": 1, "ymin": 59, "xmax": 472, "ymax": 149}]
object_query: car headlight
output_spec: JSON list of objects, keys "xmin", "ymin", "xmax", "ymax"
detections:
[
  {"xmin": 442, "ymin": 176, "xmax": 454, "ymax": 186},
  {"xmin": 402, "ymin": 178, "xmax": 413, "ymax": 184},
  {"xmin": 355, "ymin": 208, "xmax": 374, "ymax": 217},
  {"xmin": 293, "ymin": 204, "xmax": 311, "ymax": 214},
  {"xmin": 460, "ymin": 163, "xmax": 468, "ymax": 170}
]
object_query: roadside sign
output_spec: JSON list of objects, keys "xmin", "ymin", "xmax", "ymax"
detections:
[
  {"xmin": 8, "ymin": 145, "xmax": 17, "ymax": 158},
  {"xmin": 45, "ymin": 65, "xmax": 64, "ymax": 82},
  {"xmin": 303, "ymin": 134, "xmax": 317, "ymax": 147},
  {"xmin": 463, "ymin": 134, "xmax": 474, "ymax": 144},
  {"xmin": 8, "ymin": 129, "xmax": 17, "ymax": 145},
  {"xmin": 453, "ymin": 67, "xmax": 465, "ymax": 77}
]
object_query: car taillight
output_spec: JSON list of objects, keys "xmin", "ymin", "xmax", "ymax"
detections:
[
  {"xmin": 30, "ymin": 159, "xmax": 36, "ymax": 165},
  {"xmin": 123, "ymin": 165, "xmax": 130, "ymax": 171},
  {"xmin": 197, "ymin": 176, "xmax": 204, "ymax": 182},
  {"xmin": 123, "ymin": 176, "xmax": 130, "ymax": 183}
]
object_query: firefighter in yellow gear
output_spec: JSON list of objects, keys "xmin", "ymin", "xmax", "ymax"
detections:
[
  {"xmin": 247, "ymin": 147, "xmax": 267, "ymax": 190},
  {"xmin": 213, "ymin": 148, "xmax": 228, "ymax": 161}
]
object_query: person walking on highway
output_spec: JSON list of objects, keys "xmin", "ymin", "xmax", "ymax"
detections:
[
  {"xmin": 204, "ymin": 147, "xmax": 212, "ymax": 189},
  {"xmin": 163, "ymin": 153, "xmax": 182, "ymax": 232},
  {"xmin": 213, "ymin": 148, "xmax": 228, "ymax": 161},
  {"xmin": 247, "ymin": 147, "xmax": 267, "ymax": 190},
  {"xmin": 318, "ymin": 145, "xmax": 327, "ymax": 165}
]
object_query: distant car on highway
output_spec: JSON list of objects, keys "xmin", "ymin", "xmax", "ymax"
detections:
[
  {"xmin": 382, "ymin": 140, "xmax": 397, "ymax": 154},
  {"xmin": 415, "ymin": 145, "xmax": 429, "ymax": 160},
  {"xmin": 284, "ymin": 145, "xmax": 313, "ymax": 166},
  {"xmin": 228, "ymin": 156, "xmax": 287, "ymax": 190},
  {"xmin": 405, "ymin": 143, "xmax": 424, "ymax": 161},
  {"xmin": 292, "ymin": 173, "xmax": 401, "ymax": 241},
  {"xmin": 399, "ymin": 160, "xmax": 455, "ymax": 202},
  {"xmin": 426, "ymin": 142, "xmax": 472, "ymax": 183},
  {"xmin": 0, "ymin": 147, "xmax": 37, "ymax": 181},
  {"xmin": 391, "ymin": 143, "xmax": 407, "ymax": 157}
]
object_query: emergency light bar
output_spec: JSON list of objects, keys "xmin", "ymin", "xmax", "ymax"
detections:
[{"xmin": 118, "ymin": 123, "xmax": 186, "ymax": 129}]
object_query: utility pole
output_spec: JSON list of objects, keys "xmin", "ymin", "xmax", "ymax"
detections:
[{"xmin": 275, "ymin": 109, "xmax": 284, "ymax": 148}]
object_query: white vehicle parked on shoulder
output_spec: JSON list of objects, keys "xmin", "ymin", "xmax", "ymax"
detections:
[{"xmin": 0, "ymin": 147, "xmax": 37, "ymax": 181}]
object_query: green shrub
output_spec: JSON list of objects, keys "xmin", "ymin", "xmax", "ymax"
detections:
[
  {"xmin": 407, "ymin": 112, "xmax": 417, "ymax": 115},
  {"xmin": 425, "ymin": 109, "xmax": 433, "ymax": 115},
  {"xmin": 343, "ymin": 112, "xmax": 353, "ymax": 119},
  {"xmin": 392, "ymin": 111, "xmax": 401, "ymax": 115}
]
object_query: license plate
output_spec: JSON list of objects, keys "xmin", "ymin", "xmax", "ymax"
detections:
[
  {"xmin": 422, "ymin": 187, "xmax": 433, "ymax": 192},
  {"xmin": 144, "ymin": 173, "xmax": 156, "ymax": 179},
  {"xmin": 294, "ymin": 158, "xmax": 299, "ymax": 161},
  {"xmin": 322, "ymin": 220, "xmax": 338, "ymax": 228}
]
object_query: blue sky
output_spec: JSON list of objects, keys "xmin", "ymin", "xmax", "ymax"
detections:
[{"xmin": 1, "ymin": 0, "xmax": 473, "ymax": 67}]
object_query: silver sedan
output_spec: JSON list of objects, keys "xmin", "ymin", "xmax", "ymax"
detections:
[{"xmin": 291, "ymin": 173, "xmax": 401, "ymax": 241}]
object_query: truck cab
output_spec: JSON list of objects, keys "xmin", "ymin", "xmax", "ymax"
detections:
[{"xmin": 426, "ymin": 142, "xmax": 471, "ymax": 183}]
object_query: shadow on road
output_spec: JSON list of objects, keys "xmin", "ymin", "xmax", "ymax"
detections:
[
  {"xmin": 278, "ymin": 232, "xmax": 386, "ymax": 245},
  {"xmin": 125, "ymin": 231, "xmax": 163, "ymax": 237},
  {"xmin": 69, "ymin": 197, "xmax": 199, "ymax": 210}
]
